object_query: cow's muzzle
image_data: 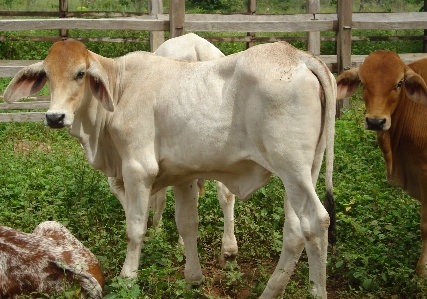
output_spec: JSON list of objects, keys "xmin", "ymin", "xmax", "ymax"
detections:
[
  {"xmin": 46, "ymin": 113, "xmax": 66, "ymax": 128},
  {"xmin": 365, "ymin": 117, "xmax": 386, "ymax": 131}
]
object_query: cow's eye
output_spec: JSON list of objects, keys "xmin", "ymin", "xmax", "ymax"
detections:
[
  {"xmin": 396, "ymin": 80, "xmax": 403, "ymax": 89},
  {"xmin": 76, "ymin": 71, "xmax": 85, "ymax": 79}
]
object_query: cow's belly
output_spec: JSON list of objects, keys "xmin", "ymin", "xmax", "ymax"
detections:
[{"xmin": 153, "ymin": 158, "xmax": 271, "ymax": 200}]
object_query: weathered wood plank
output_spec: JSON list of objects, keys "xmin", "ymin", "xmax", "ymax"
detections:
[
  {"xmin": 306, "ymin": 0, "xmax": 320, "ymax": 55},
  {"xmin": 149, "ymin": 0, "xmax": 164, "ymax": 52},
  {"xmin": 318, "ymin": 53, "xmax": 427, "ymax": 73},
  {"xmin": 185, "ymin": 14, "xmax": 336, "ymax": 32},
  {"xmin": 0, "ymin": 35, "xmax": 150, "ymax": 44},
  {"xmin": 0, "ymin": 17, "xmax": 169, "ymax": 31},
  {"xmin": 0, "ymin": 101, "xmax": 50, "ymax": 110},
  {"xmin": 0, "ymin": 112, "xmax": 45, "ymax": 123},
  {"xmin": 337, "ymin": 1, "xmax": 352, "ymax": 73},
  {"xmin": 1, "ymin": 12, "xmax": 426, "ymax": 34},
  {"xmin": 0, "ymin": 60, "xmax": 41, "ymax": 78},
  {"xmin": 352, "ymin": 12, "xmax": 427, "ymax": 30},
  {"xmin": 169, "ymin": 0, "xmax": 185, "ymax": 38},
  {"xmin": 0, "ymin": 11, "xmax": 147, "ymax": 17}
]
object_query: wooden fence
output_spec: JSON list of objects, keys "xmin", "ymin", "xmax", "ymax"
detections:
[{"xmin": 2, "ymin": 0, "xmax": 427, "ymax": 121}]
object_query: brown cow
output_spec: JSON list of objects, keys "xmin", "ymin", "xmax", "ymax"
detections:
[
  {"xmin": 0, "ymin": 221, "xmax": 104, "ymax": 298},
  {"xmin": 336, "ymin": 50, "xmax": 427, "ymax": 276}
]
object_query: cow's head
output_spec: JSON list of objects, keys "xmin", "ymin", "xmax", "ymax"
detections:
[
  {"xmin": 3, "ymin": 39, "xmax": 114, "ymax": 129},
  {"xmin": 336, "ymin": 50, "xmax": 427, "ymax": 131}
]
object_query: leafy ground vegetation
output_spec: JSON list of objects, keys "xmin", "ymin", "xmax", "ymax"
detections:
[{"xmin": 1, "ymin": 0, "xmax": 427, "ymax": 298}]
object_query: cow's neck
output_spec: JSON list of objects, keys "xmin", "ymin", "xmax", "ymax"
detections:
[
  {"xmin": 376, "ymin": 92, "xmax": 427, "ymax": 199},
  {"xmin": 70, "ymin": 55, "xmax": 123, "ymax": 178}
]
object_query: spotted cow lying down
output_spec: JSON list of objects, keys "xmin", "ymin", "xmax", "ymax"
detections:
[{"xmin": 0, "ymin": 221, "xmax": 104, "ymax": 298}]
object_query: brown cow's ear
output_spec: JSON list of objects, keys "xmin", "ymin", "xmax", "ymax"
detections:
[
  {"xmin": 87, "ymin": 60, "xmax": 115, "ymax": 112},
  {"xmin": 3, "ymin": 62, "xmax": 47, "ymax": 103},
  {"xmin": 404, "ymin": 69, "xmax": 427, "ymax": 107},
  {"xmin": 336, "ymin": 67, "xmax": 360, "ymax": 100}
]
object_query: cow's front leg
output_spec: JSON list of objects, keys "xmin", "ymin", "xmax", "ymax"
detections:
[
  {"xmin": 173, "ymin": 179, "xmax": 203, "ymax": 286},
  {"xmin": 216, "ymin": 181, "xmax": 238, "ymax": 268},
  {"xmin": 417, "ymin": 193, "xmax": 427, "ymax": 276},
  {"xmin": 119, "ymin": 164, "xmax": 154, "ymax": 279}
]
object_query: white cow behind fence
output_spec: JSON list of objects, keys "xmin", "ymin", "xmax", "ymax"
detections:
[{"xmin": 4, "ymin": 37, "xmax": 336, "ymax": 298}]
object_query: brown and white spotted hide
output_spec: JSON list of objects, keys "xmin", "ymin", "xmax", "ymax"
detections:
[{"xmin": 0, "ymin": 221, "xmax": 104, "ymax": 298}]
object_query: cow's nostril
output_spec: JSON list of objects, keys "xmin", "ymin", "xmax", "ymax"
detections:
[
  {"xmin": 46, "ymin": 113, "xmax": 65, "ymax": 128},
  {"xmin": 366, "ymin": 117, "xmax": 386, "ymax": 130}
]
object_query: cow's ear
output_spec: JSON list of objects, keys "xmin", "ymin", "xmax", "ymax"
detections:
[
  {"xmin": 404, "ymin": 69, "xmax": 427, "ymax": 107},
  {"xmin": 3, "ymin": 62, "xmax": 47, "ymax": 103},
  {"xmin": 336, "ymin": 68, "xmax": 360, "ymax": 100},
  {"xmin": 87, "ymin": 60, "xmax": 115, "ymax": 112}
]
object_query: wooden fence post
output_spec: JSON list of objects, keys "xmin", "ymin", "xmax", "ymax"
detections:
[
  {"xmin": 246, "ymin": 0, "xmax": 256, "ymax": 49},
  {"xmin": 149, "ymin": 0, "xmax": 164, "ymax": 52},
  {"xmin": 59, "ymin": 0, "xmax": 68, "ymax": 40},
  {"xmin": 306, "ymin": 0, "xmax": 320, "ymax": 55},
  {"xmin": 169, "ymin": 0, "xmax": 185, "ymax": 38},
  {"xmin": 336, "ymin": 0, "xmax": 352, "ymax": 118}
]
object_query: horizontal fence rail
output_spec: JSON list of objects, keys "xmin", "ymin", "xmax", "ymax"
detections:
[{"xmin": 2, "ymin": 12, "xmax": 427, "ymax": 33}]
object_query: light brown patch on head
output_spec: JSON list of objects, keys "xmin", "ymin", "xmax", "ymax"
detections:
[
  {"xmin": 359, "ymin": 50, "xmax": 406, "ymax": 130},
  {"xmin": 44, "ymin": 40, "xmax": 89, "ymax": 75}
]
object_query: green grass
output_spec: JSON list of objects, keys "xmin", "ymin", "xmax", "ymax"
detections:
[
  {"xmin": 1, "ymin": 98, "xmax": 426, "ymax": 298},
  {"xmin": 2, "ymin": 0, "xmax": 427, "ymax": 298}
]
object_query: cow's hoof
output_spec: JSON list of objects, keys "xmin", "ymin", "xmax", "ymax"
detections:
[{"xmin": 219, "ymin": 252, "xmax": 238, "ymax": 269}]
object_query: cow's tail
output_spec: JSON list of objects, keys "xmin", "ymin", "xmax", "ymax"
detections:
[
  {"xmin": 303, "ymin": 53, "xmax": 337, "ymax": 245},
  {"xmin": 50, "ymin": 261, "xmax": 104, "ymax": 299}
]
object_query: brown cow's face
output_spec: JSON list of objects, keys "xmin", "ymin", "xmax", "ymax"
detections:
[
  {"xmin": 336, "ymin": 51, "xmax": 427, "ymax": 131},
  {"xmin": 359, "ymin": 51, "xmax": 406, "ymax": 131},
  {"xmin": 44, "ymin": 40, "xmax": 90, "ymax": 128}
]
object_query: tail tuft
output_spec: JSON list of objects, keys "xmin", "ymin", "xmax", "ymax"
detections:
[{"xmin": 324, "ymin": 190, "xmax": 336, "ymax": 245}]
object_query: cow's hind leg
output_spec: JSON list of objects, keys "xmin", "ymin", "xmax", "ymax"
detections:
[
  {"xmin": 216, "ymin": 181, "xmax": 238, "ymax": 268},
  {"xmin": 259, "ymin": 196, "xmax": 305, "ymax": 298},
  {"xmin": 173, "ymin": 179, "xmax": 203, "ymax": 286},
  {"xmin": 149, "ymin": 187, "xmax": 168, "ymax": 233},
  {"xmin": 261, "ymin": 174, "xmax": 329, "ymax": 299}
]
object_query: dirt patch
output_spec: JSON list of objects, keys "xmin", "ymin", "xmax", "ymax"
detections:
[{"xmin": 13, "ymin": 139, "xmax": 51, "ymax": 153}]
